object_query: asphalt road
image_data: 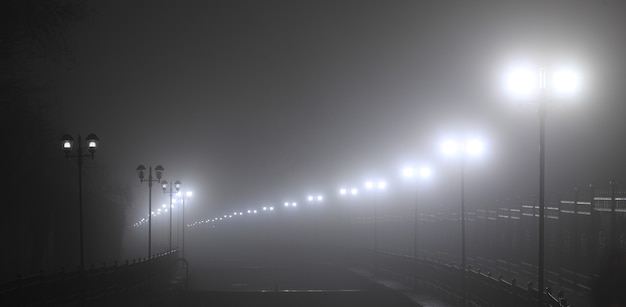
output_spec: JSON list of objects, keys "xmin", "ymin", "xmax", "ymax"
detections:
[{"xmin": 119, "ymin": 238, "xmax": 422, "ymax": 307}]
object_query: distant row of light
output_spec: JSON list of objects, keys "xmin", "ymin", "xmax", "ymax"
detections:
[
  {"xmin": 133, "ymin": 191, "xmax": 192, "ymax": 227},
  {"xmin": 187, "ymin": 205, "xmax": 276, "ymax": 227},
  {"xmin": 187, "ymin": 138, "xmax": 485, "ymax": 227}
]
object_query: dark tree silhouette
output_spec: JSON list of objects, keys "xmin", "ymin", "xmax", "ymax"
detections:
[{"xmin": 0, "ymin": 0, "xmax": 86, "ymax": 281}]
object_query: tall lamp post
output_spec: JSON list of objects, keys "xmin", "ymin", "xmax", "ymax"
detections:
[
  {"xmin": 505, "ymin": 63, "xmax": 581, "ymax": 305},
  {"xmin": 136, "ymin": 165, "xmax": 164, "ymax": 260},
  {"xmin": 402, "ymin": 166, "xmax": 432, "ymax": 289},
  {"xmin": 176, "ymin": 191, "xmax": 192, "ymax": 258},
  {"xmin": 442, "ymin": 138, "xmax": 484, "ymax": 306},
  {"xmin": 364, "ymin": 179, "xmax": 386, "ymax": 275},
  {"xmin": 61, "ymin": 133, "xmax": 99, "ymax": 306},
  {"xmin": 161, "ymin": 180, "xmax": 181, "ymax": 252},
  {"xmin": 339, "ymin": 187, "xmax": 359, "ymax": 246}
]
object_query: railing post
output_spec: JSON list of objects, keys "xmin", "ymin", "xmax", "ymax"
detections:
[
  {"xmin": 39, "ymin": 270, "xmax": 44, "ymax": 305},
  {"xmin": 610, "ymin": 180, "xmax": 618, "ymax": 251},
  {"xmin": 573, "ymin": 186, "xmax": 579, "ymax": 294},
  {"xmin": 60, "ymin": 267, "xmax": 65, "ymax": 305}
]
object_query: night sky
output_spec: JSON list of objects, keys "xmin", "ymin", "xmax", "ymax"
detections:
[{"xmin": 36, "ymin": 0, "xmax": 626, "ymax": 232}]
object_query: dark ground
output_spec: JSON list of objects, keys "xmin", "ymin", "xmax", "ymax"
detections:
[{"xmin": 108, "ymin": 259, "xmax": 422, "ymax": 307}]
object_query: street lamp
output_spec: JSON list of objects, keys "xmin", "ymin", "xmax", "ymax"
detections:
[
  {"xmin": 339, "ymin": 186, "xmax": 359, "ymax": 261},
  {"xmin": 136, "ymin": 164, "xmax": 164, "ymax": 260},
  {"xmin": 364, "ymin": 179, "xmax": 386, "ymax": 275},
  {"xmin": 175, "ymin": 190, "xmax": 192, "ymax": 258},
  {"xmin": 339, "ymin": 187, "xmax": 359, "ymax": 196},
  {"xmin": 307, "ymin": 194, "xmax": 324, "ymax": 203},
  {"xmin": 441, "ymin": 138, "xmax": 484, "ymax": 306},
  {"xmin": 61, "ymin": 133, "xmax": 99, "ymax": 306},
  {"xmin": 401, "ymin": 165, "xmax": 432, "ymax": 289},
  {"xmin": 161, "ymin": 180, "xmax": 181, "ymax": 252},
  {"xmin": 505, "ymin": 63, "xmax": 581, "ymax": 305}
]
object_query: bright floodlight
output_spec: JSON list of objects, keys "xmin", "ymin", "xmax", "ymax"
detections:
[
  {"xmin": 420, "ymin": 167, "xmax": 432, "ymax": 178},
  {"xmin": 442, "ymin": 140, "xmax": 458, "ymax": 156},
  {"xmin": 402, "ymin": 167, "xmax": 414, "ymax": 178},
  {"xmin": 553, "ymin": 68, "xmax": 581, "ymax": 95},
  {"xmin": 284, "ymin": 202, "xmax": 289, "ymax": 207},
  {"xmin": 506, "ymin": 67, "xmax": 537, "ymax": 97},
  {"xmin": 340, "ymin": 188, "xmax": 347, "ymax": 195},
  {"xmin": 269, "ymin": 206, "xmax": 274, "ymax": 210},
  {"xmin": 307, "ymin": 196, "xmax": 313, "ymax": 201},
  {"xmin": 466, "ymin": 139, "xmax": 484, "ymax": 155},
  {"xmin": 365, "ymin": 181, "xmax": 374, "ymax": 189},
  {"xmin": 263, "ymin": 207, "xmax": 267, "ymax": 211},
  {"xmin": 292, "ymin": 202, "xmax": 297, "ymax": 207},
  {"xmin": 317, "ymin": 195, "xmax": 323, "ymax": 201},
  {"xmin": 350, "ymin": 188, "xmax": 358, "ymax": 195},
  {"xmin": 247, "ymin": 210, "xmax": 251, "ymax": 213},
  {"xmin": 162, "ymin": 204, "xmax": 166, "ymax": 208}
]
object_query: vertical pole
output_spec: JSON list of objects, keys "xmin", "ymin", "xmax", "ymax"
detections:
[
  {"xmin": 573, "ymin": 187, "xmax": 579, "ymax": 292},
  {"xmin": 589, "ymin": 184, "xmax": 598, "ymax": 266},
  {"xmin": 461, "ymin": 156, "xmax": 466, "ymax": 306},
  {"xmin": 77, "ymin": 135, "xmax": 85, "ymax": 307},
  {"xmin": 414, "ymin": 183, "xmax": 419, "ymax": 289},
  {"xmin": 538, "ymin": 90, "xmax": 547, "ymax": 306},
  {"xmin": 148, "ymin": 167, "xmax": 152, "ymax": 261},
  {"xmin": 176, "ymin": 200, "xmax": 180, "ymax": 249},
  {"xmin": 610, "ymin": 180, "xmax": 617, "ymax": 250},
  {"xmin": 182, "ymin": 197, "xmax": 186, "ymax": 258},
  {"xmin": 169, "ymin": 185, "xmax": 173, "ymax": 252},
  {"xmin": 373, "ymin": 192, "xmax": 377, "ymax": 275}
]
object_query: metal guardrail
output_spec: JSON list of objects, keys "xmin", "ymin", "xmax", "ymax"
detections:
[
  {"xmin": 352, "ymin": 249, "xmax": 572, "ymax": 307},
  {"xmin": 0, "ymin": 250, "xmax": 179, "ymax": 306}
]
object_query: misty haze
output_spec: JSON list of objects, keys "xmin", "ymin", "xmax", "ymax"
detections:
[{"xmin": 2, "ymin": 1, "xmax": 626, "ymax": 306}]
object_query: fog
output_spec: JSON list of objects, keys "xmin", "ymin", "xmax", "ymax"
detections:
[{"xmin": 2, "ymin": 0, "xmax": 626, "ymax": 305}]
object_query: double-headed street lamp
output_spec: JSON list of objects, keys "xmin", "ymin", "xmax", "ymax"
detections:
[
  {"xmin": 339, "ymin": 186, "xmax": 359, "ymax": 254},
  {"xmin": 61, "ymin": 133, "xmax": 99, "ymax": 306},
  {"xmin": 364, "ymin": 179, "xmax": 386, "ymax": 275},
  {"xmin": 505, "ymin": 63, "xmax": 581, "ymax": 306},
  {"xmin": 136, "ymin": 165, "xmax": 164, "ymax": 260},
  {"xmin": 175, "ymin": 191, "xmax": 192, "ymax": 258},
  {"xmin": 161, "ymin": 180, "xmax": 181, "ymax": 252},
  {"xmin": 307, "ymin": 194, "xmax": 324, "ymax": 202},
  {"xmin": 339, "ymin": 187, "xmax": 359, "ymax": 196},
  {"xmin": 442, "ymin": 138, "xmax": 484, "ymax": 306},
  {"xmin": 401, "ymin": 165, "xmax": 432, "ymax": 289}
]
